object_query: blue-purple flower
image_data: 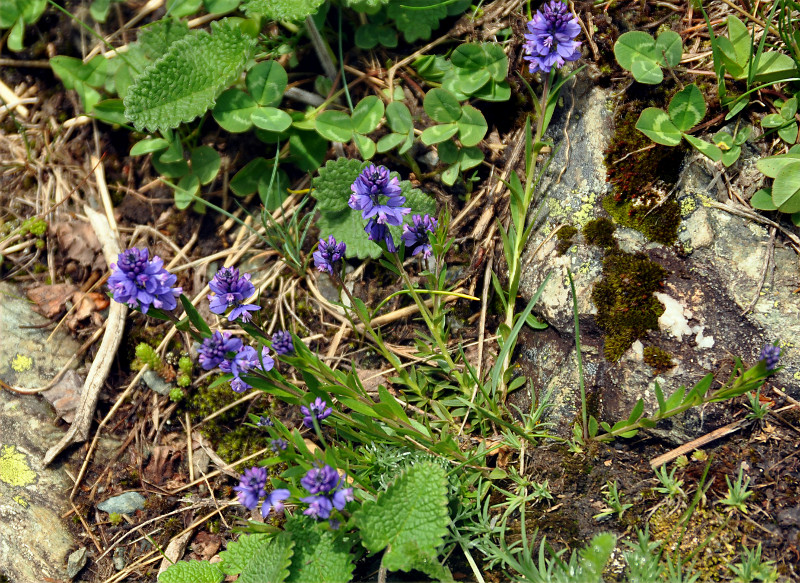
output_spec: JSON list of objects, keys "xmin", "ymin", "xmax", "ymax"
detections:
[
  {"xmin": 523, "ymin": 0, "xmax": 581, "ymax": 74},
  {"xmin": 301, "ymin": 494, "xmax": 334, "ymax": 519},
  {"xmin": 256, "ymin": 416, "xmax": 274, "ymax": 428},
  {"xmin": 220, "ymin": 346, "xmax": 275, "ymax": 393},
  {"xmin": 234, "ymin": 466, "xmax": 268, "ymax": 510},
  {"xmin": 198, "ymin": 331, "xmax": 243, "ymax": 370},
  {"xmin": 107, "ymin": 248, "xmax": 182, "ymax": 314},
  {"xmin": 313, "ymin": 236, "xmax": 346, "ymax": 276},
  {"xmin": 301, "ymin": 464, "xmax": 340, "ymax": 494},
  {"xmin": 365, "ymin": 219, "xmax": 397, "ymax": 252},
  {"xmin": 270, "ymin": 438, "xmax": 288, "ymax": 453},
  {"xmin": 208, "ymin": 267, "xmax": 260, "ymax": 323},
  {"xmin": 301, "ymin": 397, "xmax": 333, "ymax": 428},
  {"xmin": 271, "ymin": 330, "xmax": 294, "ymax": 356},
  {"xmin": 261, "ymin": 488, "xmax": 290, "ymax": 518},
  {"xmin": 759, "ymin": 344, "xmax": 781, "ymax": 371},
  {"xmin": 349, "ymin": 165, "xmax": 410, "ymax": 227},
  {"xmin": 298, "ymin": 464, "xmax": 353, "ymax": 521},
  {"xmin": 402, "ymin": 214, "xmax": 438, "ymax": 258}
]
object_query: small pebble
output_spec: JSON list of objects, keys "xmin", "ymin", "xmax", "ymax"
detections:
[
  {"xmin": 97, "ymin": 492, "xmax": 146, "ymax": 515},
  {"xmin": 113, "ymin": 547, "xmax": 126, "ymax": 571},
  {"xmin": 66, "ymin": 547, "xmax": 87, "ymax": 579}
]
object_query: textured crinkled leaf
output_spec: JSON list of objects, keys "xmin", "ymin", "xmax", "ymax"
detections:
[
  {"xmin": 317, "ymin": 209, "xmax": 382, "ymax": 258},
  {"xmin": 311, "ymin": 158, "xmax": 368, "ymax": 213},
  {"xmin": 124, "ymin": 20, "xmax": 256, "ymax": 131},
  {"xmin": 219, "ymin": 533, "xmax": 293, "ymax": 582},
  {"xmin": 354, "ymin": 462, "xmax": 449, "ymax": 572},
  {"xmin": 284, "ymin": 516, "xmax": 354, "ymax": 583},
  {"xmin": 387, "ymin": 0, "xmax": 470, "ymax": 42},
  {"xmin": 158, "ymin": 560, "xmax": 224, "ymax": 583},
  {"xmin": 241, "ymin": 0, "xmax": 324, "ymax": 20},
  {"xmin": 138, "ymin": 19, "xmax": 190, "ymax": 59}
]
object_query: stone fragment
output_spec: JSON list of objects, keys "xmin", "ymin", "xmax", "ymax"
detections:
[
  {"xmin": 66, "ymin": 547, "xmax": 88, "ymax": 579},
  {"xmin": 97, "ymin": 491, "xmax": 146, "ymax": 515}
]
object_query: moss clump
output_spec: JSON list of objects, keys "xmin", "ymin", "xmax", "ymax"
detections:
[
  {"xmin": 643, "ymin": 346, "xmax": 675, "ymax": 372},
  {"xmin": 583, "ymin": 218, "xmax": 616, "ymax": 248},
  {"xmin": 555, "ymin": 224, "xmax": 579, "ymax": 255},
  {"xmin": 592, "ymin": 250, "xmax": 667, "ymax": 361},
  {"xmin": 603, "ymin": 196, "xmax": 681, "ymax": 246}
]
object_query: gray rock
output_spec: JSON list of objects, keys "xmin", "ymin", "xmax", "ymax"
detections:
[
  {"xmin": 113, "ymin": 547, "xmax": 126, "ymax": 571},
  {"xmin": 142, "ymin": 369, "xmax": 173, "ymax": 396},
  {"xmin": 514, "ymin": 80, "xmax": 799, "ymax": 442},
  {"xmin": 0, "ymin": 282, "xmax": 82, "ymax": 583},
  {"xmin": 97, "ymin": 491, "xmax": 146, "ymax": 515},
  {"xmin": 66, "ymin": 547, "xmax": 88, "ymax": 579}
]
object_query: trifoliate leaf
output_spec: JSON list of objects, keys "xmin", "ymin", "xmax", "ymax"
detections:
[
  {"xmin": 124, "ymin": 20, "xmax": 256, "ymax": 132},
  {"xmin": 219, "ymin": 532, "xmax": 294, "ymax": 583},
  {"xmin": 311, "ymin": 158, "xmax": 369, "ymax": 213},
  {"xmin": 157, "ymin": 560, "xmax": 224, "ymax": 583},
  {"xmin": 241, "ymin": 0, "xmax": 324, "ymax": 21},
  {"xmin": 284, "ymin": 516, "xmax": 355, "ymax": 583},
  {"xmin": 354, "ymin": 462, "xmax": 449, "ymax": 572}
]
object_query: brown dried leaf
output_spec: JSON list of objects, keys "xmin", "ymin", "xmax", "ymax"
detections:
[
  {"xmin": 41, "ymin": 369, "xmax": 84, "ymax": 423},
  {"xmin": 52, "ymin": 220, "xmax": 104, "ymax": 269},
  {"xmin": 26, "ymin": 283, "xmax": 77, "ymax": 318}
]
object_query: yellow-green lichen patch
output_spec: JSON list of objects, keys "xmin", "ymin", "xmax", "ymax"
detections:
[
  {"xmin": 680, "ymin": 195, "xmax": 697, "ymax": 217},
  {"xmin": 0, "ymin": 444, "xmax": 37, "ymax": 487},
  {"xmin": 12, "ymin": 495, "xmax": 28, "ymax": 507},
  {"xmin": 11, "ymin": 354, "xmax": 32, "ymax": 373}
]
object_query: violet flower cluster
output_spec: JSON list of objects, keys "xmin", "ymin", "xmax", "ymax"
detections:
[
  {"xmin": 300, "ymin": 464, "xmax": 354, "ymax": 521},
  {"xmin": 349, "ymin": 164, "xmax": 410, "ymax": 252},
  {"xmin": 759, "ymin": 344, "xmax": 780, "ymax": 371},
  {"xmin": 208, "ymin": 267, "xmax": 260, "ymax": 323},
  {"xmin": 108, "ymin": 248, "xmax": 182, "ymax": 314},
  {"xmin": 301, "ymin": 397, "xmax": 332, "ymax": 428},
  {"xmin": 402, "ymin": 214, "xmax": 438, "ymax": 258},
  {"xmin": 271, "ymin": 330, "xmax": 295, "ymax": 356},
  {"xmin": 523, "ymin": 0, "xmax": 581, "ymax": 74},
  {"xmin": 234, "ymin": 466, "xmax": 290, "ymax": 519},
  {"xmin": 313, "ymin": 235, "xmax": 347, "ymax": 275},
  {"xmin": 197, "ymin": 331, "xmax": 274, "ymax": 393}
]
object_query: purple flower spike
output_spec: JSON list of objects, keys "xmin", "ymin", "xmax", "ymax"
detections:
[
  {"xmin": 301, "ymin": 464, "xmax": 340, "ymax": 495},
  {"xmin": 198, "ymin": 331, "xmax": 243, "ymax": 371},
  {"xmin": 208, "ymin": 266, "xmax": 260, "ymax": 323},
  {"xmin": 234, "ymin": 466, "xmax": 267, "ymax": 510},
  {"xmin": 301, "ymin": 495, "xmax": 333, "ymax": 519},
  {"xmin": 349, "ymin": 165, "xmax": 410, "ymax": 227},
  {"xmin": 220, "ymin": 345, "xmax": 260, "ymax": 378},
  {"xmin": 313, "ymin": 236, "xmax": 347, "ymax": 275},
  {"xmin": 301, "ymin": 397, "xmax": 333, "ymax": 428},
  {"xmin": 261, "ymin": 489, "xmax": 291, "ymax": 518},
  {"xmin": 108, "ymin": 248, "xmax": 182, "ymax": 314},
  {"xmin": 331, "ymin": 487, "xmax": 354, "ymax": 511},
  {"xmin": 759, "ymin": 344, "xmax": 781, "ymax": 371},
  {"xmin": 270, "ymin": 438, "xmax": 288, "ymax": 453},
  {"xmin": 256, "ymin": 416, "xmax": 274, "ymax": 428},
  {"xmin": 365, "ymin": 219, "xmax": 397, "ymax": 252},
  {"xmin": 271, "ymin": 330, "xmax": 294, "ymax": 356},
  {"xmin": 402, "ymin": 214, "xmax": 438, "ymax": 258},
  {"xmin": 523, "ymin": 1, "xmax": 581, "ymax": 74}
]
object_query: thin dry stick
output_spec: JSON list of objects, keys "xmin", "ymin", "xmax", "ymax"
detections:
[
  {"xmin": 649, "ymin": 418, "xmax": 748, "ymax": 468},
  {"xmin": 742, "ymin": 226, "xmax": 776, "ymax": 316},
  {"xmin": 168, "ymin": 447, "xmax": 271, "ymax": 494}
]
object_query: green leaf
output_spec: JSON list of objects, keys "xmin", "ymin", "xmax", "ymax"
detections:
[
  {"xmin": 782, "ymin": 97, "xmax": 798, "ymax": 120},
  {"xmin": 483, "ymin": 42, "xmax": 509, "ymax": 81},
  {"xmin": 311, "ymin": 158, "xmax": 367, "ymax": 213},
  {"xmin": 443, "ymin": 67, "xmax": 491, "ymax": 96},
  {"xmin": 668, "ymin": 84, "xmax": 705, "ymax": 132},
  {"xmin": 376, "ymin": 132, "xmax": 407, "ymax": 153},
  {"xmin": 726, "ymin": 16, "xmax": 751, "ymax": 65},
  {"xmin": 285, "ymin": 517, "xmax": 354, "ymax": 583},
  {"xmin": 655, "ymin": 30, "xmax": 682, "ymax": 67},
  {"xmin": 138, "ymin": 19, "xmax": 191, "ymax": 59},
  {"xmin": 683, "ymin": 134, "xmax": 722, "ymax": 162},
  {"xmin": 459, "ymin": 146, "xmax": 483, "ymax": 170},
  {"xmin": 179, "ymin": 294, "xmax": 212, "ymax": 337},
  {"xmin": 230, "ymin": 157, "xmax": 269, "ymax": 197},
  {"xmin": 456, "ymin": 104, "xmax": 487, "ymax": 147},
  {"xmin": 441, "ymin": 163, "xmax": 459, "ymax": 186},
  {"xmin": 166, "ymin": 0, "xmax": 203, "ymax": 18},
  {"xmin": 131, "ymin": 137, "xmax": 170, "ymax": 156},
  {"xmin": 241, "ymin": 0, "xmax": 324, "ymax": 20},
  {"xmin": 247, "ymin": 60, "xmax": 287, "ymax": 107},
  {"xmin": 354, "ymin": 462, "xmax": 449, "ymax": 572},
  {"xmin": 757, "ymin": 153, "xmax": 800, "ymax": 178},
  {"xmin": 158, "ymin": 560, "xmax": 224, "ymax": 583},
  {"xmin": 289, "ymin": 131, "xmax": 327, "ymax": 173},
  {"xmin": 259, "ymin": 168, "xmax": 289, "ymax": 210},
  {"xmin": 252, "ymin": 107, "xmax": 292, "ymax": 132},
  {"xmin": 471, "ymin": 79, "xmax": 511, "ymax": 102},
  {"xmin": 772, "ymin": 160, "xmax": 800, "ymax": 213},
  {"xmin": 450, "ymin": 42, "xmax": 489, "ymax": 69},
  {"xmin": 50, "ymin": 54, "xmax": 108, "ymax": 111},
  {"xmin": 91, "ymin": 99, "xmax": 128, "ymax": 125},
  {"xmin": 204, "ymin": 0, "xmax": 241, "ymax": 13},
  {"xmin": 424, "ymin": 88, "xmax": 462, "ymax": 123},
  {"xmin": 721, "ymin": 146, "xmax": 741, "ymax": 167},
  {"xmin": 174, "ymin": 173, "xmax": 200, "ymax": 210},
  {"xmin": 353, "ymin": 133, "xmax": 376, "ymax": 159},
  {"xmin": 635, "ymin": 107, "xmax": 681, "ymax": 146},
  {"xmin": 351, "ymin": 95, "xmax": 385, "ymax": 134},
  {"xmin": 750, "ymin": 188, "xmax": 777, "ymax": 211},
  {"xmin": 614, "ymin": 31, "xmax": 663, "ymax": 84},
  {"xmin": 315, "ymin": 110, "xmax": 354, "ymax": 142},
  {"xmin": 124, "ymin": 20, "xmax": 256, "ymax": 132},
  {"xmin": 191, "ymin": 146, "xmax": 221, "ymax": 185},
  {"xmin": 90, "ymin": 0, "xmax": 111, "ymax": 23},
  {"xmin": 779, "ymin": 122, "xmax": 799, "ymax": 144},
  {"xmin": 220, "ymin": 533, "xmax": 294, "ymax": 583},
  {"xmin": 421, "ymin": 123, "xmax": 458, "ymax": 146},
  {"xmin": 387, "ymin": 0, "xmax": 468, "ymax": 42},
  {"xmin": 385, "ymin": 101, "xmax": 412, "ymax": 134},
  {"xmin": 752, "ymin": 51, "xmax": 798, "ymax": 84}
]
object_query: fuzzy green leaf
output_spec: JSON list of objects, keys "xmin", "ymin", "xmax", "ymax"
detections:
[
  {"xmin": 241, "ymin": 0, "xmax": 324, "ymax": 21},
  {"xmin": 124, "ymin": 20, "xmax": 256, "ymax": 132},
  {"xmin": 158, "ymin": 560, "xmax": 224, "ymax": 583},
  {"xmin": 284, "ymin": 516, "xmax": 354, "ymax": 583},
  {"xmin": 219, "ymin": 533, "xmax": 293, "ymax": 583},
  {"xmin": 311, "ymin": 158, "xmax": 368, "ymax": 213},
  {"xmin": 354, "ymin": 462, "xmax": 449, "ymax": 572}
]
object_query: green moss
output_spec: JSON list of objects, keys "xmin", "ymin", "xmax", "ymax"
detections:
[
  {"xmin": 603, "ymin": 196, "xmax": 681, "ymax": 245},
  {"xmin": 583, "ymin": 218, "xmax": 616, "ymax": 248},
  {"xmin": 592, "ymin": 250, "xmax": 667, "ymax": 361},
  {"xmin": 555, "ymin": 224, "xmax": 578, "ymax": 255},
  {"xmin": 643, "ymin": 346, "xmax": 675, "ymax": 372}
]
